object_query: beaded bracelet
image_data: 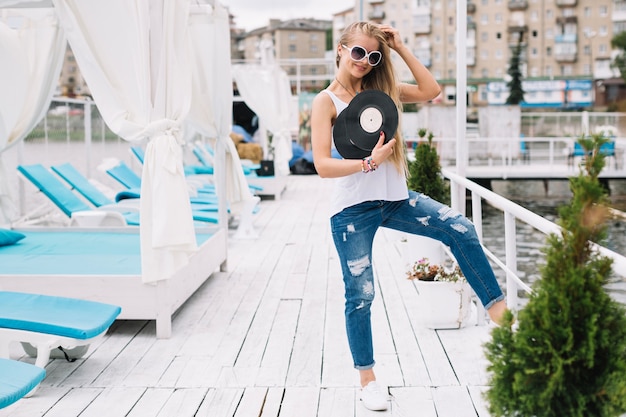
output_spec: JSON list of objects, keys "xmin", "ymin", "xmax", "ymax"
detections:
[{"xmin": 361, "ymin": 156, "xmax": 377, "ymax": 173}]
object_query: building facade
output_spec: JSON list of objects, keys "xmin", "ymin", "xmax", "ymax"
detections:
[
  {"xmin": 332, "ymin": 0, "xmax": 626, "ymax": 109},
  {"xmin": 233, "ymin": 18, "xmax": 333, "ymax": 93}
]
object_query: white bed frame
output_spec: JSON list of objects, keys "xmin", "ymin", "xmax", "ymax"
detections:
[{"xmin": 0, "ymin": 227, "xmax": 227, "ymax": 339}]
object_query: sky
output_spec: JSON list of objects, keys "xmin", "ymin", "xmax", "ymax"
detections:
[{"xmin": 220, "ymin": 0, "xmax": 354, "ymax": 31}]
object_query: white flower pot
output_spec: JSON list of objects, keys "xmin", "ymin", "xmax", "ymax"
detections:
[{"xmin": 413, "ymin": 280, "xmax": 473, "ymax": 329}]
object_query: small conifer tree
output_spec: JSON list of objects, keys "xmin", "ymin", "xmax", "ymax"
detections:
[
  {"xmin": 505, "ymin": 35, "xmax": 525, "ymax": 105},
  {"xmin": 407, "ymin": 128, "xmax": 449, "ymax": 204},
  {"xmin": 484, "ymin": 133, "xmax": 626, "ymax": 416}
]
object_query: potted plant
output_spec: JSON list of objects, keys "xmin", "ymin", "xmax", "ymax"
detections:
[{"xmin": 406, "ymin": 258, "xmax": 473, "ymax": 329}]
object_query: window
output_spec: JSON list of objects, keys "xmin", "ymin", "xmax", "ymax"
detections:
[
  {"xmin": 532, "ymin": 30, "xmax": 538, "ymax": 37},
  {"xmin": 599, "ymin": 26, "xmax": 608, "ymax": 36},
  {"xmin": 481, "ymin": 68, "xmax": 489, "ymax": 77},
  {"xmin": 449, "ymin": 16, "xmax": 454, "ymax": 25},
  {"xmin": 289, "ymin": 44, "xmax": 296, "ymax": 52},
  {"xmin": 584, "ymin": 6, "xmax": 591, "ymax": 17},
  {"xmin": 531, "ymin": 10, "xmax": 538, "ymax": 21},
  {"xmin": 481, "ymin": 14, "xmax": 488, "ymax": 24},
  {"xmin": 496, "ymin": 32, "xmax": 501, "ymax": 39},
  {"xmin": 480, "ymin": 86, "xmax": 488, "ymax": 101},
  {"xmin": 531, "ymin": 47, "xmax": 538, "ymax": 57},
  {"xmin": 481, "ymin": 49, "xmax": 489, "ymax": 59},
  {"xmin": 546, "ymin": 9, "xmax": 553, "ymax": 19},
  {"xmin": 545, "ymin": 65, "xmax": 552, "ymax": 76},
  {"xmin": 481, "ymin": 32, "xmax": 488, "ymax": 42},
  {"xmin": 448, "ymin": 34, "xmax": 454, "ymax": 44},
  {"xmin": 495, "ymin": 13, "xmax": 502, "ymax": 24},
  {"xmin": 495, "ymin": 49, "xmax": 503, "ymax": 59},
  {"xmin": 599, "ymin": 5, "xmax": 608, "ymax": 16},
  {"xmin": 289, "ymin": 33, "xmax": 297, "ymax": 41},
  {"xmin": 599, "ymin": 44, "xmax": 607, "ymax": 54}
]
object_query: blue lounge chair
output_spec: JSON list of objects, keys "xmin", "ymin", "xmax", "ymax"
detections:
[
  {"xmin": 0, "ymin": 291, "xmax": 122, "ymax": 369},
  {"xmin": 18, "ymin": 164, "xmax": 218, "ymax": 225},
  {"xmin": 0, "ymin": 358, "xmax": 45, "ymax": 409},
  {"xmin": 131, "ymin": 145, "xmax": 214, "ymax": 176},
  {"xmin": 51, "ymin": 162, "xmax": 216, "ymax": 209},
  {"xmin": 105, "ymin": 160, "xmax": 220, "ymax": 206},
  {"xmin": 17, "ymin": 164, "xmax": 139, "ymax": 226}
]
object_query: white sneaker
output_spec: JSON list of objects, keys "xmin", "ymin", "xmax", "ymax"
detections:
[{"xmin": 360, "ymin": 381, "xmax": 389, "ymax": 411}]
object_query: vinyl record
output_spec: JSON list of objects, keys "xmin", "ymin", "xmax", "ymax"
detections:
[{"xmin": 333, "ymin": 90, "xmax": 399, "ymax": 159}]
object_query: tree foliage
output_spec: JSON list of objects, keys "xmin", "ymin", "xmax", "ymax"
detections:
[
  {"xmin": 506, "ymin": 41, "xmax": 525, "ymax": 105},
  {"xmin": 484, "ymin": 133, "xmax": 626, "ymax": 416},
  {"xmin": 611, "ymin": 31, "xmax": 626, "ymax": 82},
  {"xmin": 407, "ymin": 128, "xmax": 449, "ymax": 204}
]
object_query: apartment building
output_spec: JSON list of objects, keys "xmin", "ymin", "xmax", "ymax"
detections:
[
  {"xmin": 233, "ymin": 18, "xmax": 333, "ymax": 93},
  {"xmin": 333, "ymin": 0, "xmax": 626, "ymax": 109}
]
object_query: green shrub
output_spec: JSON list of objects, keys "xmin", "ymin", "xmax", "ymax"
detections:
[
  {"xmin": 484, "ymin": 132, "xmax": 626, "ymax": 417},
  {"xmin": 407, "ymin": 128, "xmax": 449, "ymax": 205}
]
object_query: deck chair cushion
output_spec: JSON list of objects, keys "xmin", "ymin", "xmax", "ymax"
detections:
[
  {"xmin": 0, "ymin": 291, "xmax": 121, "ymax": 340},
  {"xmin": 0, "ymin": 229, "xmax": 25, "ymax": 247},
  {"xmin": 0, "ymin": 358, "xmax": 46, "ymax": 409}
]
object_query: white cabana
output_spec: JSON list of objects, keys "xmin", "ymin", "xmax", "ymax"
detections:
[
  {"xmin": 0, "ymin": 8, "xmax": 65, "ymax": 224},
  {"xmin": 232, "ymin": 62, "xmax": 294, "ymax": 177},
  {"xmin": 187, "ymin": 2, "xmax": 259, "ymax": 239},
  {"xmin": 51, "ymin": 0, "xmax": 198, "ymax": 283}
]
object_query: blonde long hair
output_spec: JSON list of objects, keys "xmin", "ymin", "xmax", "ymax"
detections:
[{"xmin": 336, "ymin": 22, "xmax": 407, "ymax": 175}]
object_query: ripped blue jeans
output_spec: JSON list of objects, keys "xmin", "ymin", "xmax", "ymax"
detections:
[{"xmin": 330, "ymin": 191, "xmax": 504, "ymax": 370}]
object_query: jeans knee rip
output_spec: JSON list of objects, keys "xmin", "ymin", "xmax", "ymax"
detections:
[
  {"xmin": 347, "ymin": 254, "xmax": 370, "ymax": 277},
  {"xmin": 450, "ymin": 223, "xmax": 469, "ymax": 233},
  {"xmin": 437, "ymin": 206, "xmax": 462, "ymax": 221},
  {"xmin": 416, "ymin": 215, "xmax": 430, "ymax": 226}
]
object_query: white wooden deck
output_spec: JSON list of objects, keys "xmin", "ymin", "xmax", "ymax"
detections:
[{"xmin": 1, "ymin": 174, "xmax": 496, "ymax": 417}]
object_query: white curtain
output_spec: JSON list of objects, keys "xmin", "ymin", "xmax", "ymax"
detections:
[
  {"xmin": 231, "ymin": 64, "xmax": 293, "ymax": 176},
  {"xmin": 0, "ymin": 8, "xmax": 65, "ymax": 224},
  {"xmin": 186, "ymin": 3, "xmax": 255, "ymax": 216},
  {"xmin": 52, "ymin": 0, "xmax": 196, "ymax": 283}
]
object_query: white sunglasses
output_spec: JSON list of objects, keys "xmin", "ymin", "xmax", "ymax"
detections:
[{"xmin": 341, "ymin": 44, "xmax": 382, "ymax": 66}]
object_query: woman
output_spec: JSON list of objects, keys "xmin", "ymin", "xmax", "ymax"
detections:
[{"xmin": 310, "ymin": 22, "xmax": 509, "ymax": 411}]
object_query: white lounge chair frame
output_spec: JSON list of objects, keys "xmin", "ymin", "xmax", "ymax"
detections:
[{"xmin": 0, "ymin": 227, "xmax": 227, "ymax": 339}]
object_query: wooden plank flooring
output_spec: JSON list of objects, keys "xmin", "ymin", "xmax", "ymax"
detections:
[{"xmin": 1, "ymin": 175, "xmax": 496, "ymax": 417}]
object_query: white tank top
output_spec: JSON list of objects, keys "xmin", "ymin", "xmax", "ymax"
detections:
[{"xmin": 322, "ymin": 89, "xmax": 409, "ymax": 217}]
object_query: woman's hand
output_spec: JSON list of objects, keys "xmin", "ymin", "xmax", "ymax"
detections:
[
  {"xmin": 378, "ymin": 24, "xmax": 402, "ymax": 51},
  {"xmin": 371, "ymin": 131, "xmax": 396, "ymax": 165}
]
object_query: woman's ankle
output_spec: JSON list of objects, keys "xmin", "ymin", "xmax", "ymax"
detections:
[
  {"xmin": 359, "ymin": 369, "xmax": 376, "ymax": 387},
  {"xmin": 487, "ymin": 300, "xmax": 508, "ymax": 325}
]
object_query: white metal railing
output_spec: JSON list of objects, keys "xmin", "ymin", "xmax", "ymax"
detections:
[
  {"xmin": 444, "ymin": 168, "xmax": 626, "ymax": 311},
  {"xmin": 406, "ymin": 136, "xmax": 626, "ymax": 173}
]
